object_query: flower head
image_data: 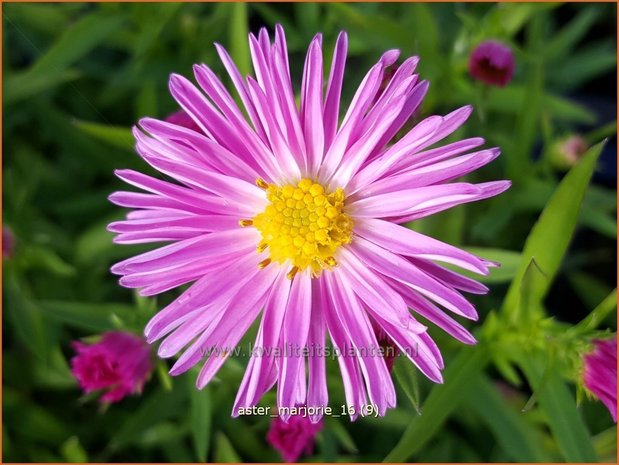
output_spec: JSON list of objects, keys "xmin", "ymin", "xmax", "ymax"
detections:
[
  {"xmin": 109, "ymin": 26, "xmax": 509, "ymax": 420},
  {"xmin": 468, "ymin": 40, "xmax": 515, "ymax": 87},
  {"xmin": 71, "ymin": 331, "xmax": 153, "ymax": 403},
  {"xmin": 267, "ymin": 414, "xmax": 323, "ymax": 462},
  {"xmin": 583, "ymin": 337, "xmax": 617, "ymax": 422}
]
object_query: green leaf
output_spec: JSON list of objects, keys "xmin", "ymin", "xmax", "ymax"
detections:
[
  {"xmin": 466, "ymin": 376, "xmax": 547, "ymax": 461},
  {"xmin": 545, "ymin": 7, "xmax": 600, "ymax": 60},
  {"xmin": 327, "ymin": 419, "xmax": 358, "ymax": 453},
  {"xmin": 214, "ymin": 433, "xmax": 242, "ymax": 463},
  {"xmin": 463, "ymin": 247, "xmax": 522, "ymax": 283},
  {"xmin": 228, "ymin": 3, "xmax": 250, "ymax": 76},
  {"xmin": 73, "ymin": 120, "xmax": 134, "ymax": 152},
  {"xmin": 5, "ymin": 12, "xmax": 125, "ymax": 105},
  {"xmin": 384, "ymin": 346, "xmax": 489, "ymax": 462},
  {"xmin": 5, "ymin": 276, "xmax": 50, "ymax": 360},
  {"xmin": 519, "ymin": 352, "xmax": 597, "ymax": 461},
  {"xmin": 502, "ymin": 141, "xmax": 604, "ymax": 316},
  {"xmin": 572, "ymin": 289, "xmax": 617, "ymax": 334},
  {"xmin": 60, "ymin": 436, "xmax": 88, "ymax": 463},
  {"xmin": 392, "ymin": 356, "xmax": 422, "ymax": 414},
  {"xmin": 38, "ymin": 301, "xmax": 135, "ymax": 332},
  {"xmin": 190, "ymin": 385, "xmax": 212, "ymax": 462},
  {"xmin": 108, "ymin": 386, "xmax": 188, "ymax": 451}
]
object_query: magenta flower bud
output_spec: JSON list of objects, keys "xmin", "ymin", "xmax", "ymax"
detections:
[
  {"xmin": 71, "ymin": 331, "xmax": 153, "ymax": 404},
  {"xmin": 267, "ymin": 414, "xmax": 323, "ymax": 462},
  {"xmin": 583, "ymin": 338, "xmax": 617, "ymax": 422},
  {"xmin": 468, "ymin": 40, "xmax": 515, "ymax": 87},
  {"xmin": 3, "ymin": 227, "xmax": 14, "ymax": 259},
  {"xmin": 165, "ymin": 109, "xmax": 202, "ymax": 133}
]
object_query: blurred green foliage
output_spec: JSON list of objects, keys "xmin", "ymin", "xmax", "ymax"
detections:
[{"xmin": 3, "ymin": 2, "xmax": 617, "ymax": 463}]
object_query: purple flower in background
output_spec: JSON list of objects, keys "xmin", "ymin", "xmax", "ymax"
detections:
[
  {"xmin": 583, "ymin": 337, "xmax": 617, "ymax": 422},
  {"xmin": 267, "ymin": 414, "xmax": 323, "ymax": 462},
  {"xmin": 108, "ymin": 25, "xmax": 509, "ymax": 420},
  {"xmin": 468, "ymin": 40, "xmax": 515, "ymax": 87},
  {"xmin": 71, "ymin": 331, "xmax": 153, "ymax": 403},
  {"xmin": 3, "ymin": 226, "xmax": 14, "ymax": 258}
]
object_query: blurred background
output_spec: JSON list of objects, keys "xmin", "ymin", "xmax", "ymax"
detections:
[{"xmin": 3, "ymin": 2, "xmax": 617, "ymax": 462}]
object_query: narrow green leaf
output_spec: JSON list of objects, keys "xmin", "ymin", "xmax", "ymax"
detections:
[
  {"xmin": 327, "ymin": 419, "xmax": 358, "ymax": 453},
  {"xmin": 467, "ymin": 376, "xmax": 547, "ymax": 461},
  {"xmin": 572, "ymin": 289, "xmax": 617, "ymax": 334},
  {"xmin": 502, "ymin": 141, "xmax": 604, "ymax": 315},
  {"xmin": 73, "ymin": 120, "xmax": 134, "ymax": 152},
  {"xmin": 545, "ymin": 7, "xmax": 599, "ymax": 60},
  {"xmin": 5, "ymin": 70, "xmax": 80, "ymax": 106},
  {"xmin": 5, "ymin": 276, "xmax": 50, "ymax": 360},
  {"xmin": 519, "ymin": 353, "xmax": 597, "ymax": 461},
  {"xmin": 384, "ymin": 346, "xmax": 489, "ymax": 462},
  {"xmin": 37, "ymin": 301, "xmax": 134, "ymax": 332},
  {"xmin": 60, "ymin": 436, "xmax": 88, "ymax": 463},
  {"xmin": 392, "ymin": 356, "xmax": 422, "ymax": 414},
  {"xmin": 190, "ymin": 385, "xmax": 212, "ymax": 462},
  {"xmin": 30, "ymin": 13, "xmax": 125, "ymax": 75},
  {"xmin": 463, "ymin": 247, "xmax": 522, "ymax": 283},
  {"xmin": 214, "ymin": 433, "xmax": 242, "ymax": 463},
  {"xmin": 5, "ymin": 13, "xmax": 125, "ymax": 105},
  {"xmin": 228, "ymin": 3, "xmax": 250, "ymax": 76},
  {"xmin": 108, "ymin": 386, "xmax": 187, "ymax": 451}
]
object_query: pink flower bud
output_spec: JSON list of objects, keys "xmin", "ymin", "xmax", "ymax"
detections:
[
  {"xmin": 71, "ymin": 331, "xmax": 153, "ymax": 404},
  {"xmin": 583, "ymin": 337, "xmax": 617, "ymax": 422},
  {"xmin": 469, "ymin": 40, "xmax": 515, "ymax": 87}
]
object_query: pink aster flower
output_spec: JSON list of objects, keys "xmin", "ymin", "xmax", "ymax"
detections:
[
  {"xmin": 108, "ymin": 26, "xmax": 510, "ymax": 421},
  {"xmin": 583, "ymin": 337, "xmax": 617, "ymax": 422},
  {"xmin": 71, "ymin": 331, "xmax": 153, "ymax": 403},
  {"xmin": 468, "ymin": 40, "xmax": 515, "ymax": 87},
  {"xmin": 267, "ymin": 414, "xmax": 323, "ymax": 462}
]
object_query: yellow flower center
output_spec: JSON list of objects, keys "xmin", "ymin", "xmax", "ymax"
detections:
[{"xmin": 246, "ymin": 178, "xmax": 353, "ymax": 278}]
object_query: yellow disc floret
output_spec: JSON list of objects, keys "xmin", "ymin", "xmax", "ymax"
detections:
[{"xmin": 250, "ymin": 178, "xmax": 353, "ymax": 277}]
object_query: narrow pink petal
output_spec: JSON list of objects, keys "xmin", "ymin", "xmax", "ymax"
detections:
[
  {"xmin": 111, "ymin": 228, "xmax": 259, "ymax": 275},
  {"xmin": 329, "ymin": 79, "xmax": 411, "ymax": 188},
  {"xmin": 354, "ymin": 148, "xmax": 500, "ymax": 197},
  {"xmin": 328, "ymin": 272, "xmax": 396, "ymax": 415},
  {"xmin": 372, "ymin": 315, "xmax": 444, "ymax": 383},
  {"xmin": 194, "ymin": 265, "xmax": 278, "ymax": 388},
  {"xmin": 410, "ymin": 258, "xmax": 489, "ymax": 295},
  {"xmin": 388, "ymin": 137, "xmax": 486, "ymax": 175},
  {"xmin": 323, "ymin": 31, "xmax": 348, "ymax": 150},
  {"xmin": 114, "ymin": 168, "xmax": 262, "ymax": 217},
  {"xmin": 277, "ymin": 272, "xmax": 312, "ymax": 416},
  {"xmin": 354, "ymin": 218, "xmax": 490, "ymax": 274},
  {"xmin": 214, "ymin": 42, "xmax": 267, "ymax": 141},
  {"xmin": 144, "ymin": 252, "xmax": 260, "ymax": 342},
  {"xmin": 388, "ymin": 278, "xmax": 477, "ymax": 345},
  {"xmin": 233, "ymin": 270, "xmax": 291, "ymax": 413},
  {"xmin": 319, "ymin": 50, "xmax": 399, "ymax": 183},
  {"xmin": 245, "ymin": 77, "xmax": 301, "ymax": 181},
  {"xmin": 349, "ymin": 237, "xmax": 478, "ymax": 320},
  {"xmin": 322, "ymin": 278, "xmax": 367, "ymax": 420},
  {"xmin": 337, "ymin": 247, "xmax": 427, "ymax": 331},
  {"xmin": 347, "ymin": 112, "xmax": 441, "ymax": 192},
  {"xmin": 301, "ymin": 35, "xmax": 325, "ymax": 177},
  {"xmin": 108, "ymin": 215, "xmax": 239, "ymax": 234},
  {"xmin": 348, "ymin": 183, "xmax": 482, "ymax": 219},
  {"xmin": 137, "ymin": 120, "xmax": 263, "ymax": 182},
  {"xmin": 394, "ymin": 180, "xmax": 511, "ymax": 223},
  {"xmin": 169, "ymin": 74, "xmax": 282, "ymax": 181},
  {"xmin": 306, "ymin": 278, "xmax": 328, "ymax": 421}
]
